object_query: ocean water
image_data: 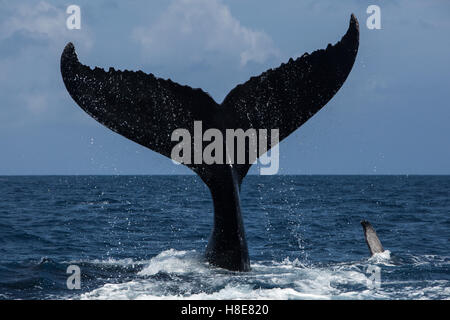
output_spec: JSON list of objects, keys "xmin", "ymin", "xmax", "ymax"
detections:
[{"xmin": 0, "ymin": 175, "xmax": 448, "ymax": 300}]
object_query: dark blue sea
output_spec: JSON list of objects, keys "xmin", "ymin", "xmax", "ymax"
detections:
[{"xmin": 0, "ymin": 175, "xmax": 448, "ymax": 300}]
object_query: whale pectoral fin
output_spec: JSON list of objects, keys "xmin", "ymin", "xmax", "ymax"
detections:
[
  {"xmin": 60, "ymin": 42, "xmax": 218, "ymax": 164},
  {"xmin": 361, "ymin": 220, "xmax": 384, "ymax": 255},
  {"xmin": 222, "ymin": 14, "xmax": 359, "ymax": 179}
]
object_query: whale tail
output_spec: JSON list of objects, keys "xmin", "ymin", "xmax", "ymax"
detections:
[
  {"xmin": 361, "ymin": 220, "xmax": 385, "ymax": 256},
  {"xmin": 60, "ymin": 15, "xmax": 359, "ymax": 271}
]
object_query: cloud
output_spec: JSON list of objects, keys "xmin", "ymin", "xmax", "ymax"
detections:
[
  {"xmin": 1, "ymin": 2, "xmax": 63, "ymax": 40},
  {"xmin": 0, "ymin": 1, "xmax": 93, "ymax": 127},
  {"xmin": 0, "ymin": 1, "xmax": 92, "ymax": 49},
  {"xmin": 132, "ymin": 0, "xmax": 279, "ymax": 66}
]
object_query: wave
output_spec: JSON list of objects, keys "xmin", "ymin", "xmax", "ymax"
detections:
[
  {"xmin": 78, "ymin": 249, "xmax": 450, "ymax": 300},
  {"xmin": 367, "ymin": 250, "xmax": 395, "ymax": 266}
]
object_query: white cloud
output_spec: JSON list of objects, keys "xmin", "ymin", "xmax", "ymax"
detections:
[
  {"xmin": 0, "ymin": 1, "xmax": 94, "ymax": 127},
  {"xmin": 0, "ymin": 1, "xmax": 92, "ymax": 48},
  {"xmin": 1, "ymin": 2, "xmax": 62, "ymax": 39},
  {"xmin": 132, "ymin": 0, "xmax": 279, "ymax": 66}
]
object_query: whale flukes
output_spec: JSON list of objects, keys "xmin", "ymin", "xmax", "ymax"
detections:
[{"xmin": 61, "ymin": 15, "xmax": 359, "ymax": 271}]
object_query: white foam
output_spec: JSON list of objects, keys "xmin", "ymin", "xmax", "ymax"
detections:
[
  {"xmin": 368, "ymin": 250, "xmax": 393, "ymax": 265},
  {"xmin": 138, "ymin": 249, "xmax": 205, "ymax": 276},
  {"xmin": 79, "ymin": 249, "xmax": 450, "ymax": 300}
]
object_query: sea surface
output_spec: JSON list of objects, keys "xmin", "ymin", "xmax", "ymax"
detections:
[{"xmin": 0, "ymin": 175, "xmax": 448, "ymax": 300}]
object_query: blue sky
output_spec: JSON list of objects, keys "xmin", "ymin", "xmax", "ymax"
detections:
[{"xmin": 0, "ymin": 0, "xmax": 449, "ymax": 175}]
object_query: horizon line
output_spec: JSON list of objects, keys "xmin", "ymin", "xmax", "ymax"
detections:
[{"xmin": 1, "ymin": 173, "xmax": 449, "ymax": 177}]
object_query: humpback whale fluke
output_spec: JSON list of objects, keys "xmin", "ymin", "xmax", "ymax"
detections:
[
  {"xmin": 361, "ymin": 220, "xmax": 385, "ymax": 256},
  {"xmin": 61, "ymin": 15, "xmax": 359, "ymax": 271}
]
